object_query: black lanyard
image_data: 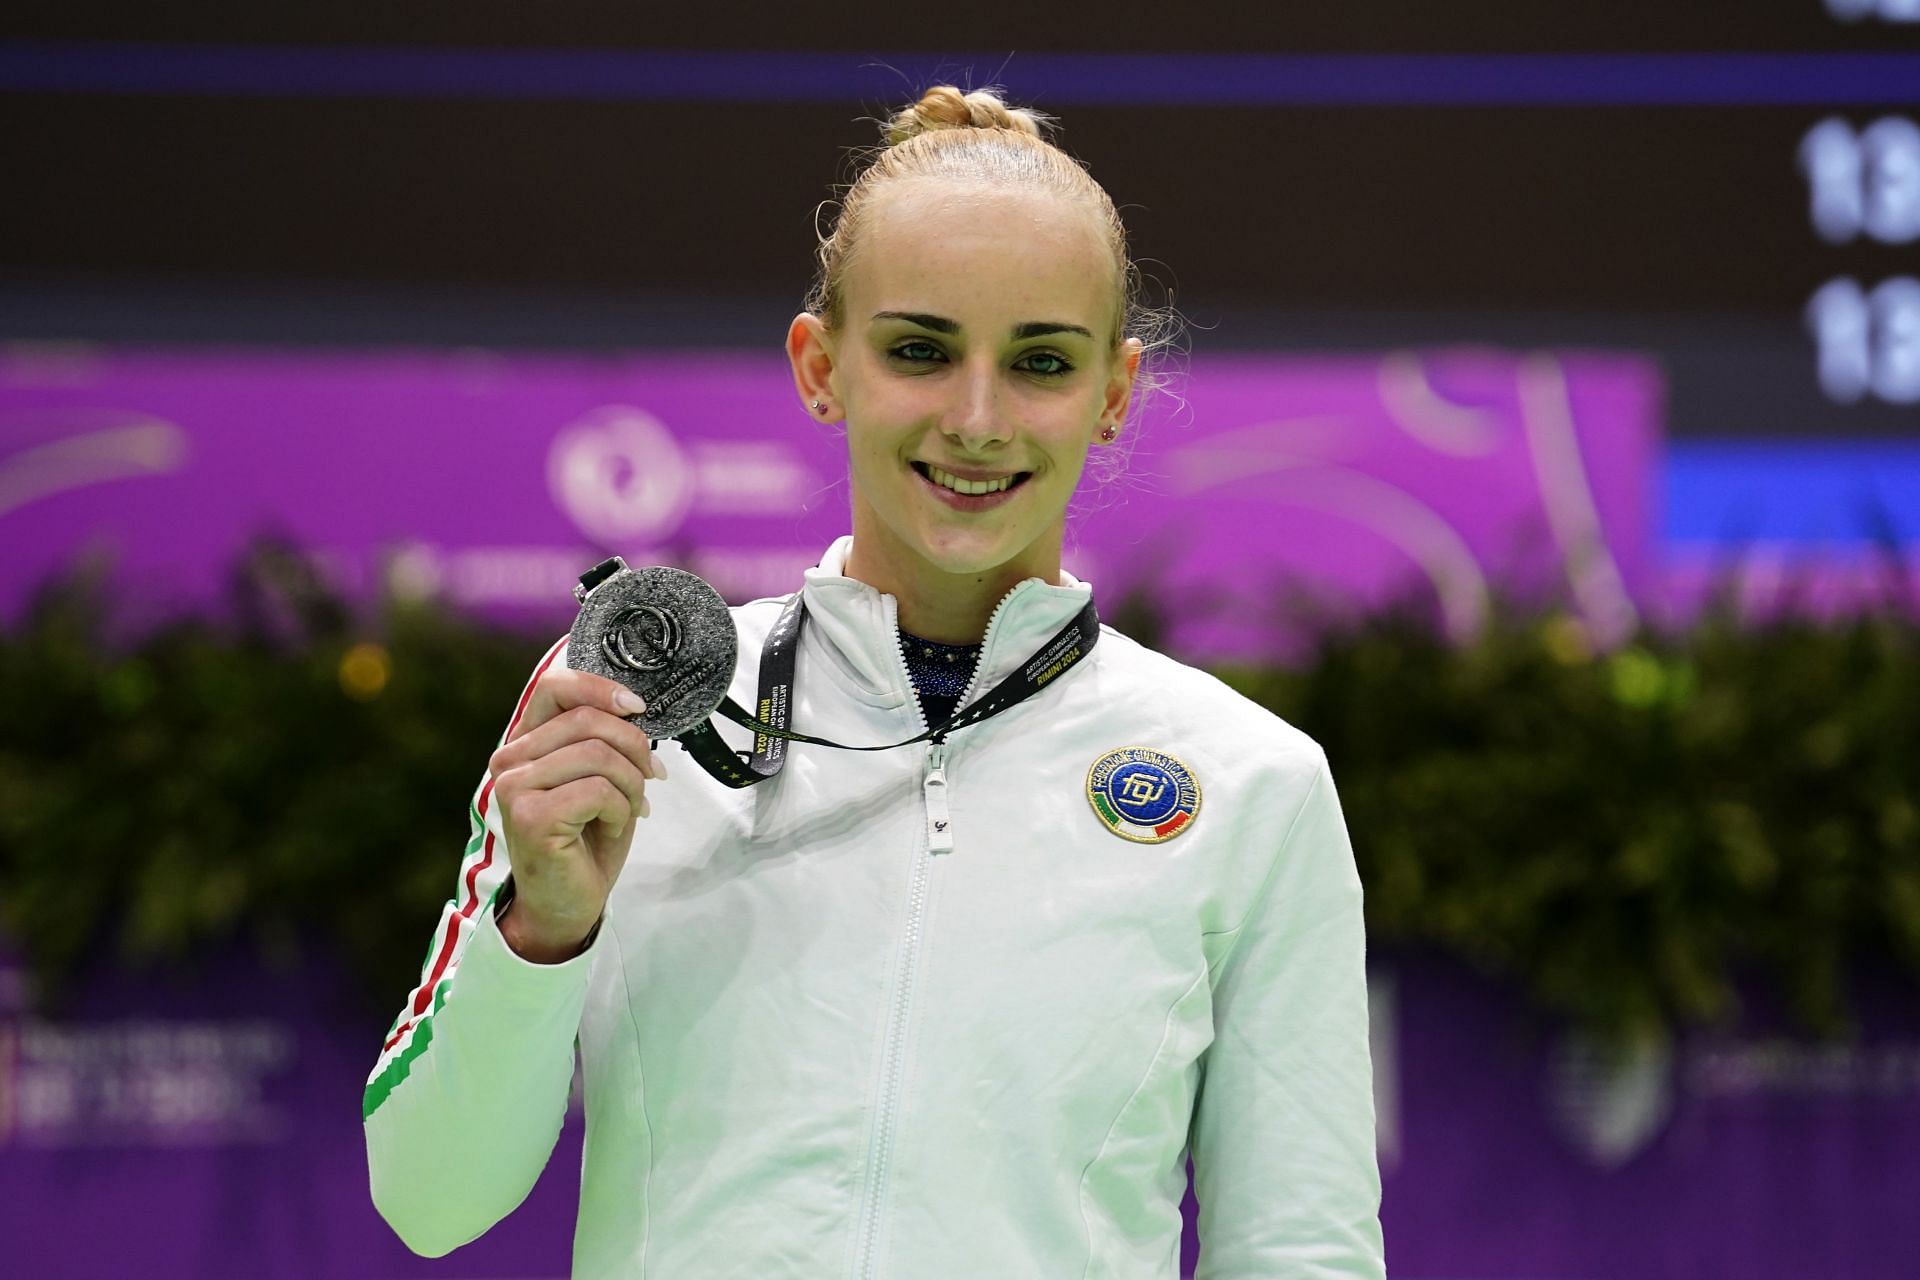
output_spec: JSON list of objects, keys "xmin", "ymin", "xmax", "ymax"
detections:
[{"xmin": 676, "ymin": 592, "xmax": 1100, "ymax": 789}]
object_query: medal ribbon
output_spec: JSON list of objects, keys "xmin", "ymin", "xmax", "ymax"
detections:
[{"xmin": 676, "ymin": 592, "xmax": 1100, "ymax": 789}]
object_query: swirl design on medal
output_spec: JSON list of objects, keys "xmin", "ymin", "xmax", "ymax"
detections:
[{"xmin": 604, "ymin": 604, "xmax": 682, "ymax": 672}]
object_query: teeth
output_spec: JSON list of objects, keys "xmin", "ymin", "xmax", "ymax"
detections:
[{"xmin": 926, "ymin": 465, "xmax": 1015, "ymax": 496}]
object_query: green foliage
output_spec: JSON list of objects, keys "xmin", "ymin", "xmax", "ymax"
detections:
[
  {"xmin": 0, "ymin": 542, "xmax": 551, "ymax": 1009},
  {"xmin": 1217, "ymin": 597, "xmax": 1920, "ymax": 1043},
  {"xmin": 2, "ymin": 543, "xmax": 1916, "ymax": 1042}
]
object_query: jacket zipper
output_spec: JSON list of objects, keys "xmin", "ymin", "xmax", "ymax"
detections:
[
  {"xmin": 852, "ymin": 589, "xmax": 1018, "ymax": 1279},
  {"xmin": 923, "ymin": 740, "xmax": 954, "ymax": 855},
  {"xmin": 908, "ymin": 580, "xmax": 1016, "ymax": 859}
]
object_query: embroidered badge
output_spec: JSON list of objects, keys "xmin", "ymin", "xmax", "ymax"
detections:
[{"xmin": 1086, "ymin": 747, "xmax": 1201, "ymax": 843}]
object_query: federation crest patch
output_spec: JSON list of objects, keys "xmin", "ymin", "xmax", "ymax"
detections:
[{"xmin": 1086, "ymin": 747, "xmax": 1201, "ymax": 843}]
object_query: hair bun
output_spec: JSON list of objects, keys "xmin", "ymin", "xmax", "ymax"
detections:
[{"xmin": 884, "ymin": 85, "xmax": 1052, "ymax": 145}]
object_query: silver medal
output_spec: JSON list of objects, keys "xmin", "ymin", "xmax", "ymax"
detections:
[{"xmin": 568, "ymin": 562, "xmax": 738, "ymax": 738}]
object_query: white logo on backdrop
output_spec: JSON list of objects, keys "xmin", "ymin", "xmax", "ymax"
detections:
[
  {"xmin": 0, "ymin": 413, "xmax": 189, "ymax": 520},
  {"xmin": 0, "ymin": 1000, "xmax": 294, "ymax": 1148},
  {"xmin": 1161, "ymin": 352, "xmax": 1637, "ymax": 648},
  {"xmin": 547, "ymin": 405, "xmax": 820, "ymax": 545},
  {"xmin": 1548, "ymin": 1032, "xmax": 1676, "ymax": 1168},
  {"xmin": 548, "ymin": 406, "xmax": 696, "ymax": 543}
]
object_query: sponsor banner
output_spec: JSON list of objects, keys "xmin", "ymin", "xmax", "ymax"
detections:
[
  {"xmin": 0, "ymin": 345, "xmax": 1658, "ymax": 652},
  {"xmin": 3, "ymin": 948, "xmax": 1914, "ymax": 1279},
  {"xmin": 0, "ymin": 945, "xmax": 584, "ymax": 1279},
  {"xmin": 1367, "ymin": 961, "xmax": 1920, "ymax": 1280}
]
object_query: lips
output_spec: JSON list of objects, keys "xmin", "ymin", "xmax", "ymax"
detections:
[{"xmin": 912, "ymin": 461, "xmax": 1032, "ymax": 498}]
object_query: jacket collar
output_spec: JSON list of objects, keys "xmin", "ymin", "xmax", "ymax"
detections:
[{"xmin": 799, "ymin": 536, "xmax": 1095, "ymax": 703}]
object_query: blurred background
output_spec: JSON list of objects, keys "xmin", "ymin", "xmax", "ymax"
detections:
[{"xmin": 3, "ymin": 5, "xmax": 1918, "ymax": 1277}]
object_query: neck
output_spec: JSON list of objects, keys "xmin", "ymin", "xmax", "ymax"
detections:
[{"xmin": 843, "ymin": 535, "xmax": 1060, "ymax": 646}]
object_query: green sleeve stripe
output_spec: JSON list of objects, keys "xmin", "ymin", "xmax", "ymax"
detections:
[
  {"xmin": 375, "ymin": 781, "xmax": 491, "ymax": 1046},
  {"xmin": 368, "ymin": 640, "xmax": 561, "ymax": 1119},
  {"xmin": 363, "ymin": 978, "xmax": 452, "ymax": 1120}
]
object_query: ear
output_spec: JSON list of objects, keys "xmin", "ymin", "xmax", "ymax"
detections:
[
  {"xmin": 1097, "ymin": 338, "xmax": 1143, "ymax": 441},
  {"xmin": 787, "ymin": 312, "xmax": 841, "ymax": 421}
]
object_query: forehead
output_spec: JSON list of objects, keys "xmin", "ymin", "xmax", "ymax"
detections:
[{"xmin": 849, "ymin": 179, "xmax": 1115, "ymax": 332}]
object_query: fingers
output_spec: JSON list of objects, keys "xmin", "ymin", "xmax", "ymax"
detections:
[
  {"xmin": 507, "ymin": 668, "xmax": 648, "ymax": 746},
  {"xmin": 492, "ymin": 702, "xmax": 663, "ymax": 785},
  {"xmin": 501, "ymin": 736, "xmax": 651, "ymax": 825},
  {"xmin": 509, "ymin": 773, "xmax": 638, "ymax": 895},
  {"xmin": 546, "ymin": 773, "xmax": 638, "ymax": 845},
  {"xmin": 510, "ymin": 774, "xmax": 634, "ymax": 850},
  {"xmin": 488, "ymin": 668, "xmax": 667, "ymax": 885}
]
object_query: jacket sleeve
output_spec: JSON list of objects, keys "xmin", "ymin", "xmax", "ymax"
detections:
[
  {"xmin": 363, "ymin": 636, "xmax": 598, "ymax": 1258},
  {"xmin": 1191, "ymin": 752, "xmax": 1386, "ymax": 1279}
]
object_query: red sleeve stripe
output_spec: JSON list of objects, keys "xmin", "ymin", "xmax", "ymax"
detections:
[
  {"xmin": 463, "ymin": 818, "xmax": 496, "ymax": 908},
  {"xmin": 458, "ymin": 630, "xmax": 567, "ymax": 912},
  {"xmin": 380, "ymin": 635, "xmax": 568, "ymax": 1054}
]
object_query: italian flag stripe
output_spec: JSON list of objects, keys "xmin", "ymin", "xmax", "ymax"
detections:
[
  {"xmin": 1154, "ymin": 811, "xmax": 1191, "ymax": 838},
  {"xmin": 366, "ymin": 635, "xmax": 569, "ymax": 1104},
  {"xmin": 363, "ymin": 969, "xmax": 452, "ymax": 1119},
  {"xmin": 1093, "ymin": 793, "xmax": 1122, "ymax": 826}
]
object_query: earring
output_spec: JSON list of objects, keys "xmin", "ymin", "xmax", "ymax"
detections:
[
  {"xmin": 1100, "ymin": 424, "xmax": 1118, "ymax": 442},
  {"xmin": 811, "ymin": 400, "xmax": 826, "ymax": 414}
]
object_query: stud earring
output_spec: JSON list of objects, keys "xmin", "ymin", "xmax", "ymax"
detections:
[
  {"xmin": 811, "ymin": 400, "xmax": 826, "ymax": 414},
  {"xmin": 1100, "ymin": 424, "xmax": 1118, "ymax": 442}
]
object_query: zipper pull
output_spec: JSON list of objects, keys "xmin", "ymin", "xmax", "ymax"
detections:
[{"xmin": 924, "ymin": 740, "xmax": 953, "ymax": 855}]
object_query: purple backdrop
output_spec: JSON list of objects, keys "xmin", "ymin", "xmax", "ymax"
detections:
[
  {"xmin": 1, "ymin": 344, "xmax": 1658, "ymax": 653},
  {"xmin": 5, "ymin": 946, "xmax": 1915, "ymax": 1279}
]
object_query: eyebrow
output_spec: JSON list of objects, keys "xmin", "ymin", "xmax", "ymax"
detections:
[{"xmin": 871, "ymin": 311, "xmax": 1093, "ymax": 341}]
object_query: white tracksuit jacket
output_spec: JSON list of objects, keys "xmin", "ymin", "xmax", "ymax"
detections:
[{"xmin": 364, "ymin": 536, "xmax": 1386, "ymax": 1279}]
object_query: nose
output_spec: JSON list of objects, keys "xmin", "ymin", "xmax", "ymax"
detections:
[{"xmin": 941, "ymin": 357, "xmax": 1012, "ymax": 452}]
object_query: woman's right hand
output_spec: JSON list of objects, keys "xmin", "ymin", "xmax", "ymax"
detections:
[{"xmin": 487, "ymin": 668, "xmax": 667, "ymax": 963}]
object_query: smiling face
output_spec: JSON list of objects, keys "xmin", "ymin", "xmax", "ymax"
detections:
[{"xmin": 790, "ymin": 178, "xmax": 1140, "ymax": 605}]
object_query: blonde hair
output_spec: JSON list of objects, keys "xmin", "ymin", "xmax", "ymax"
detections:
[{"xmin": 804, "ymin": 85, "xmax": 1181, "ymax": 424}]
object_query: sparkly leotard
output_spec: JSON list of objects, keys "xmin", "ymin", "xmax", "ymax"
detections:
[{"xmin": 898, "ymin": 630, "xmax": 981, "ymax": 729}]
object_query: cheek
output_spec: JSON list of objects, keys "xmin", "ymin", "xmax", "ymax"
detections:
[
  {"xmin": 1039, "ymin": 407, "xmax": 1099, "ymax": 463},
  {"xmin": 845, "ymin": 425, "xmax": 907, "ymax": 494}
]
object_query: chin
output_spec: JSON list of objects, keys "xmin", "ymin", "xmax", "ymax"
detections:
[{"xmin": 914, "ymin": 530, "xmax": 1035, "ymax": 578}]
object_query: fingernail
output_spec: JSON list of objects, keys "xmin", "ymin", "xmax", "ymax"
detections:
[
  {"xmin": 615, "ymin": 691, "xmax": 647, "ymax": 716},
  {"xmin": 652, "ymin": 754, "xmax": 669, "ymax": 781},
  {"xmin": 639, "ymin": 794, "xmax": 652, "ymax": 820}
]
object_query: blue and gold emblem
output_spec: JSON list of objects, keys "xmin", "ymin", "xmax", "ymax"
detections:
[{"xmin": 1086, "ymin": 747, "xmax": 1201, "ymax": 843}]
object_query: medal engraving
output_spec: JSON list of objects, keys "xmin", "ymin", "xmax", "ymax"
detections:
[
  {"xmin": 570, "ymin": 563, "xmax": 737, "ymax": 739},
  {"xmin": 604, "ymin": 604, "xmax": 683, "ymax": 672}
]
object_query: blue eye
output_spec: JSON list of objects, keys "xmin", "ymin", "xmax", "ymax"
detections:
[
  {"xmin": 890, "ymin": 340, "xmax": 942, "ymax": 363},
  {"xmin": 1020, "ymin": 352, "xmax": 1074, "ymax": 378}
]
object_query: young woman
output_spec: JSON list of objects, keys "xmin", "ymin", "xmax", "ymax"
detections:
[{"xmin": 366, "ymin": 86, "xmax": 1385, "ymax": 1279}]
